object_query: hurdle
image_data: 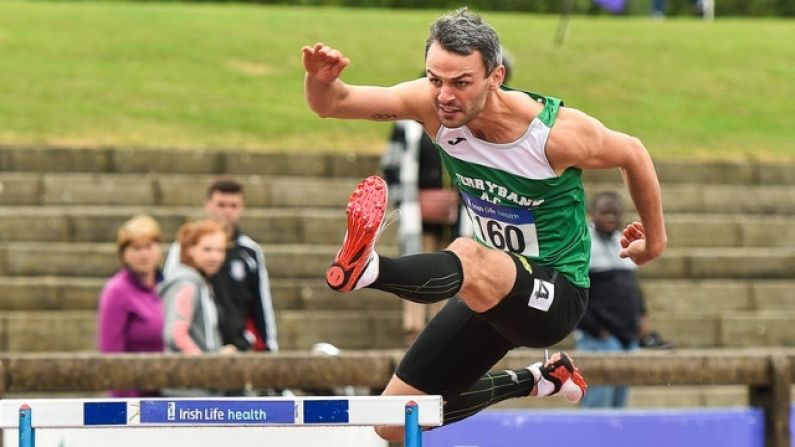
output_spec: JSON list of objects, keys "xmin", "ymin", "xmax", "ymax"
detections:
[{"xmin": 1, "ymin": 395, "xmax": 443, "ymax": 447}]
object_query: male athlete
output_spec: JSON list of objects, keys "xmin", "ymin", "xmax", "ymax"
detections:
[{"xmin": 302, "ymin": 7, "xmax": 666, "ymax": 441}]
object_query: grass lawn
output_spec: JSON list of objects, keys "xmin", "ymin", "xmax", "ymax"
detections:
[{"xmin": 0, "ymin": 0, "xmax": 793, "ymax": 160}]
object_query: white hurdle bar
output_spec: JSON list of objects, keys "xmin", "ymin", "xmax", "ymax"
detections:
[{"xmin": 1, "ymin": 395, "xmax": 444, "ymax": 447}]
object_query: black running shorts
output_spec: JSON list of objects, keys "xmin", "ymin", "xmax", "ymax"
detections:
[{"xmin": 394, "ymin": 255, "xmax": 588, "ymax": 396}]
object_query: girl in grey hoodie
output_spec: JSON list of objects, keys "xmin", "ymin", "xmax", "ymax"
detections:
[{"xmin": 161, "ymin": 220, "xmax": 235, "ymax": 356}]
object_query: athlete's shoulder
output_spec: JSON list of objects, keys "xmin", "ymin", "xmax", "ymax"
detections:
[
  {"xmin": 551, "ymin": 107, "xmax": 602, "ymax": 137},
  {"xmin": 501, "ymin": 85, "xmax": 564, "ymax": 106},
  {"xmin": 498, "ymin": 86, "xmax": 557, "ymax": 128},
  {"xmin": 545, "ymin": 107, "xmax": 605, "ymax": 172}
]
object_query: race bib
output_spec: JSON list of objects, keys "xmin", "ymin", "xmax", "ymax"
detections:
[{"xmin": 461, "ymin": 192, "xmax": 539, "ymax": 257}]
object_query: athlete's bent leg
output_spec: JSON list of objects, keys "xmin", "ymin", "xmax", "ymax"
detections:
[
  {"xmin": 445, "ymin": 352, "xmax": 587, "ymax": 424},
  {"xmin": 376, "ymin": 369, "xmax": 536, "ymax": 441},
  {"xmin": 372, "ymin": 250, "xmax": 465, "ymax": 300},
  {"xmin": 376, "ymin": 355, "xmax": 587, "ymax": 441},
  {"xmin": 370, "ymin": 237, "xmax": 515, "ymax": 312},
  {"xmin": 445, "ymin": 237, "xmax": 516, "ymax": 312},
  {"xmin": 327, "ymin": 177, "xmax": 467, "ymax": 304},
  {"xmin": 328, "ymin": 178, "xmax": 517, "ymax": 318},
  {"xmin": 375, "ymin": 375, "xmax": 428, "ymax": 442}
]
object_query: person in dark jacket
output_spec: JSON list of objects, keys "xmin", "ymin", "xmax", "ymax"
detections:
[
  {"xmin": 576, "ymin": 191, "xmax": 644, "ymax": 407},
  {"xmin": 165, "ymin": 178, "xmax": 278, "ymax": 352}
]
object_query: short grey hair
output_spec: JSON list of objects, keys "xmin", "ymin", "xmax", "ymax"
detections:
[{"xmin": 425, "ymin": 7, "xmax": 503, "ymax": 77}]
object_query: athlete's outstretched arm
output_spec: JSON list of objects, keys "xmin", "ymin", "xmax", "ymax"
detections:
[
  {"xmin": 547, "ymin": 108, "xmax": 667, "ymax": 265},
  {"xmin": 302, "ymin": 42, "xmax": 426, "ymax": 122}
]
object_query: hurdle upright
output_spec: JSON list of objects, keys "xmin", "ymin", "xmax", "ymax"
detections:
[{"xmin": 1, "ymin": 395, "xmax": 443, "ymax": 447}]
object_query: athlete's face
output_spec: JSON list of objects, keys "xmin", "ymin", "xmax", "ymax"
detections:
[
  {"xmin": 187, "ymin": 230, "xmax": 227, "ymax": 276},
  {"xmin": 425, "ymin": 42, "xmax": 503, "ymax": 128}
]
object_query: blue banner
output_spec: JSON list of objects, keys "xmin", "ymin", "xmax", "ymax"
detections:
[
  {"xmin": 83, "ymin": 402, "xmax": 128, "ymax": 426},
  {"xmin": 140, "ymin": 400, "xmax": 295, "ymax": 425},
  {"xmin": 304, "ymin": 400, "xmax": 349, "ymax": 424}
]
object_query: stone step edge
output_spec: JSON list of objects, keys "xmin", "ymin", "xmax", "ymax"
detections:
[
  {"xmin": 0, "ymin": 146, "xmax": 381, "ymax": 178},
  {"xmin": 2, "ymin": 145, "xmax": 794, "ymax": 185}
]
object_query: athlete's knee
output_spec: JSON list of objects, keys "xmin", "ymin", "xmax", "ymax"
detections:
[
  {"xmin": 376, "ymin": 375, "xmax": 430, "ymax": 441},
  {"xmin": 374, "ymin": 425, "xmax": 404, "ymax": 442},
  {"xmin": 447, "ymin": 238, "xmax": 515, "ymax": 311},
  {"xmin": 447, "ymin": 237, "xmax": 482, "ymax": 263}
]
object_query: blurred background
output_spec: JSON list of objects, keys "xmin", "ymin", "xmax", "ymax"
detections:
[{"xmin": 0, "ymin": 0, "xmax": 793, "ymax": 158}]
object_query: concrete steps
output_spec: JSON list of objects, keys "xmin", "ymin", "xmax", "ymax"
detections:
[
  {"xmin": 1, "ymin": 242, "xmax": 792, "ymax": 279},
  {"xmin": 4, "ymin": 276, "xmax": 793, "ymax": 350},
  {"xmin": 0, "ymin": 309, "xmax": 403, "ymax": 352},
  {"xmin": 0, "ymin": 207, "xmax": 793, "ymax": 247},
  {"xmin": 3, "ymin": 292, "xmax": 794, "ymax": 351},
  {"xmin": 0, "ymin": 206, "xmax": 398, "ymax": 246},
  {"xmin": 5, "ymin": 171, "xmax": 795, "ymax": 214},
  {"xmin": 642, "ymin": 279, "xmax": 795, "ymax": 313},
  {"xmin": 586, "ymin": 182, "xmax": 795, "ymax": 215},
  {"xmin": 2, "ymin": 145, "xmax": 794, "ymax": 185},
  {"xmin": 2, "ymin": 276, "xmax": 792, "ymax": 312},
  {"xmin": 582, "ymin": 161, "xmax": 795, "ymax": 186},
  {"xmin": 0, "ymin": 146, "xmax": 793, "ymax": 361},
  {"xmin": 646, "ymin": 311, "xmax": 795, "ymax": 348},
  {"xmin": 0, "ymin": 277, "xmax": 401, "ymax": 312},
  {"xmin": 0, "ymin": 173, "xmax": 363, "ymax": 208},
  {"xmin": 0, "ymin": 242, "xmax": 404, "ymax": 278},
  {"xmin": 639, "ymin": 247, "xmax": 795, "ymax": 279},
  {"xmin": 4, "ymin": 305, "xmax": 794, "ymax": 351}
]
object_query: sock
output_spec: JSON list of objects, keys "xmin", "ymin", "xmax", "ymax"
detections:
[
  {"xmin": 443, "ymin": 369, "xmax": 535, "ymax": 425},
  {"xmin": 353, "ymin": 252, "xmax": 380, "ymax": 290},
  {"xmin": 527, "ymin": 362, "xmax": 556, "ymax": 397},
  {"xmin": 368, "ymin": 251, "xmax": 463, "ymax": 303}
]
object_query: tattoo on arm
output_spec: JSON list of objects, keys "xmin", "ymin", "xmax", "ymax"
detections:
[{"xmin": 371, "ymin": 113, "xmax": 398, "ymax": 120}]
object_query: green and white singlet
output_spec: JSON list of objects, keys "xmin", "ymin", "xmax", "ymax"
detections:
[{"xmin": 435, "ymin": 91, "xmax": 591, "ymax": 288}]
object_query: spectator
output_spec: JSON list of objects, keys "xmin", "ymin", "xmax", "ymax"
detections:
[
  {"xmin": 576, "ymin": 191, "xmax": 673, "ymax": 408},
  {"xmin": 97, "ymin": 215, "xmax": 164, "ymax": 397},
  {"xmin": 381, "ymin": 53, "xmax": 512, "ymax": 345},
  {"xmin": 652, "ymin": 0, "xmax": 666, "ymax": 18},
  {"xmin": 161, "ymin": 219, "xmax": 235, "ymax": 356},
  {"xmin": 639, "ymin": 317, "xmax": 675, "ymax": 349},
  {"xmin": 165, "ymin": 177, "xmax": 278, "ymax": 352},
  {"xmin": 652, "ymin": 0, "xmax": 711, "ymax": 19}
]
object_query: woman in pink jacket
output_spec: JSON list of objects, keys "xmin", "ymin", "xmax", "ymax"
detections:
[{"xmin": 97, "ymin": 215, "xmax": 165, "ymax": 397}]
